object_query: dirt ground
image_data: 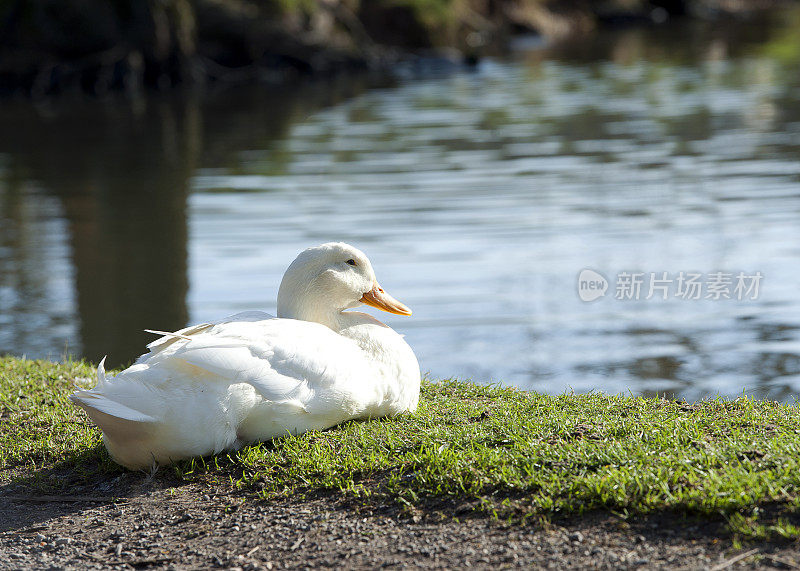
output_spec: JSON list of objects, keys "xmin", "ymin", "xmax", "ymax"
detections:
[{"xmin": 1, "ymin": 473, "xmax": 798, "ymax": 570}]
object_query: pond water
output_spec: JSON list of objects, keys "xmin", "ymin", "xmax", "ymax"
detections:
[{"xmin": 2, "ymin": 12, "xmax": 800, "ymax": 401}]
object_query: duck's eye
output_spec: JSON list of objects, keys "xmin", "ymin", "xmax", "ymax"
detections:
[{"xmin": 346, "ymin": 259, "xmax": 357, "ymax": 266}]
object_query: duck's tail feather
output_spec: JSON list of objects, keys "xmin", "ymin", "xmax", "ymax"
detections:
[
  {"xmin": 70, "ymin": 356, "xmax": 108, "ymax": 391},
  {"xmin": 96, "ymin": 356, "xmax": 107, "ymax": 388},
  {"xmin": 71, "ymin": 357, "xmax": 156, "ymax": 436},
  {"xmin": 71, "ymin": 390, "xmax": 157, "ymax": 451},
  {"xmin": 70, "ymin": 391, "xmax": 155, "ymax": 424},
  {"xmin": 70, "ymin": 391, "xmax": 158, "ymax": 469}
]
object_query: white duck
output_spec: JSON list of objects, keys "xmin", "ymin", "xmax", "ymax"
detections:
[{"xmin": 71, "ymin": 242, "xmax": 420, "ymax": 470}]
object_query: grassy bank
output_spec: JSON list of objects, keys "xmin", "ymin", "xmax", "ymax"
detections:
[{"xmin": 2, "ymin": 356, "xmax": 800, "ymax": 541}]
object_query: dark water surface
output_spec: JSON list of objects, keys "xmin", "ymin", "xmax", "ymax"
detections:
[{"xmin": 3, "ymin": 13, "xmax": 800, "ymax": 400}]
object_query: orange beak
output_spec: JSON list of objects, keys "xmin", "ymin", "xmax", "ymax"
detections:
[{"xmin": 359, "ymin": 281, "xmax": 412, "ymax": 316}]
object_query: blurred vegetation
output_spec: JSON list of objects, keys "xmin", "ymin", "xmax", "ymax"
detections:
[
  {"xmin": 759, "ymin": 4, "xmax": 800, "ymax": 63},
  {"xmin": 0, "ymin": 0, "xmax": 795, "ymax": 96}
]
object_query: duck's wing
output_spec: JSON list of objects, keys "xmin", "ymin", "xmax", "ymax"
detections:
[
  {"xmin": 144, "ymin": 311, "xmax": 274, "ymax": 353},
  {"xmin": 72, "ymin": 317, "xmax": 372, "ymax": 445},
  {"xmin": 71, "ymin": 316, "xmax": 381, "ymax": 468},
  {"xmin": 166, "ymin": 318, "xmax": 379, "ymax": 443},
  {"xmin": 169, "ymin": 318, "xmax": 371, "ymax": 405}
]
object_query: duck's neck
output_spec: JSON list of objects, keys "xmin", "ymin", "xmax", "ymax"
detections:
[{"xmin": 277, "ymin": 296, "xmax": 362, "ymax": 333}]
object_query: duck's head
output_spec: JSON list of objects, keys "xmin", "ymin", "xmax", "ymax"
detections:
[{"xmin": 277, "ymin": 242, "xmax": 411, "ymax": 327}]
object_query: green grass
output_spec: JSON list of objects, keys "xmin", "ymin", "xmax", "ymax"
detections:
[{"xmin": 3, "ymin": 356, "xmax": 800, "ymax": 540}]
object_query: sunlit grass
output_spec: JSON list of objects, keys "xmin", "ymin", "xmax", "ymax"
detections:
[
  {"xmin": 1, "ymin": 358, "xmax": 104, "ymax": 472},
  {"xmin": 3, "ymin": 356, "xmax": 800, "ymax": 540}
]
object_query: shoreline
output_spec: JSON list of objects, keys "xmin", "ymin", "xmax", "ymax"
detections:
[{"xmin": 1, "ymin": 0, "xmax": 793, "ymax": 99}]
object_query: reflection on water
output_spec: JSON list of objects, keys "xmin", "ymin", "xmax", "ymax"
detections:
[
  {"xmin": 2, "ymin": 13, "xmax": 800, "ymax": 401},
  {"xmin": 0, "ymin": 98, "xmax": 194, "ymax": 363},
  {"xmin": 0, "ymin": 82, "xmax": 371, "ymax": 363}
]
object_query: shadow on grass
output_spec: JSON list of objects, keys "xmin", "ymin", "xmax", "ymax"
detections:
[
  {"xmin": 0, "ymin": 438, "xmax": 291, "ymax": 533},
  {"xmin": 0, "ymin": 444, "xmax": 183, "ymax": 532},
  {"xmin": 3, "ymin": 441, "xmax": 800, "ymax": 549}
]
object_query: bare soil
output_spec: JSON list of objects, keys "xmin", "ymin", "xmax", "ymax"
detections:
[{"xmin": 1, "ymin": 473, "xmax": 799, "ymax": 570}]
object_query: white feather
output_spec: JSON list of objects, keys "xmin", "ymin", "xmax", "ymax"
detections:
[{"xmin": 144, "ymin": 329, "xmax": 192, "ymax": 341}]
